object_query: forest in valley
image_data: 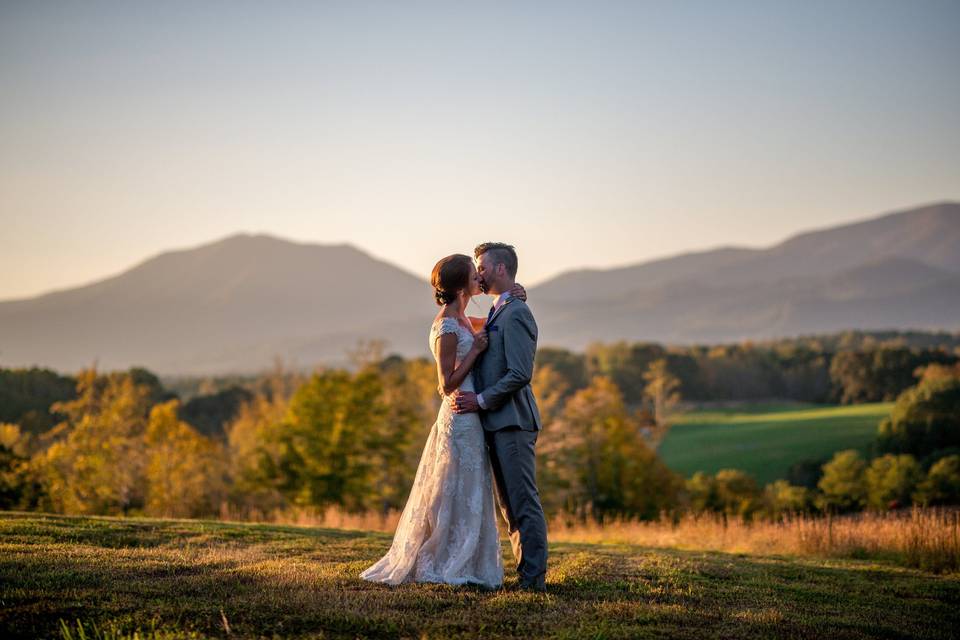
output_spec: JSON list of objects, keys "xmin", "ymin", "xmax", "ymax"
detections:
[{"xmin": 2, "ymin": 329, "xmax": 959, "ymax": 524}]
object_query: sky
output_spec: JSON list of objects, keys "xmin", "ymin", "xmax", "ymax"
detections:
[{"xmin": 2, "ymin": 0, "xmax": 959, "ymax": 300}]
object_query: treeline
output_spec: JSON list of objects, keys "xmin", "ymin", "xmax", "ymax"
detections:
[
  {"xmin": 1, "ymin": 330, "xmax": 958, "ymax": 522},
  {"xmin": 535, "ymin": 335, "xmax": 958, "ymax": 408}
]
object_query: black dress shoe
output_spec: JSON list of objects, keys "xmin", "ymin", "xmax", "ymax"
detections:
[{"xmin": 517, "ymin": 579, "xmax": 546, "ymax": 593}]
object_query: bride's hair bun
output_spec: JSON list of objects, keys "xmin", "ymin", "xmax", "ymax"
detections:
[
  {"xmin": 430, "ymin": 254, "xmax": 473, "ymax": 306},
  {"xmin": 435, "ymin": 287, "xmax": 455, "ymax": 305}
]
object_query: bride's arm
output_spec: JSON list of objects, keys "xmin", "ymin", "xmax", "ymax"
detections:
[{"xmin": 436, "ymin": 331, "xmax": 488, "ymax": 396}]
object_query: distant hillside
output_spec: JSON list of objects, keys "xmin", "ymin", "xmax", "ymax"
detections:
[
  {"xmin": 2, "ymin": 202, "xmax": 958, "ymax": 374},
  {"xmin": 528, "ymin": 202, "xmax": 960, "ymax": 348},
  {"xmin": 0, "ymin": 234, "xmax": 438, "ymax": 374}
]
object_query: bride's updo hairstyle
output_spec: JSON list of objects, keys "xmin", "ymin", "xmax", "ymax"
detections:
[{"xmin": 431, "ymin": 254, "xmax": 473, "ymax": 306}]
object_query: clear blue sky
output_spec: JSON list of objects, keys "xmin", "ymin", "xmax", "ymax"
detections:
[{"xmin": 2, "ymin": 0, "xmax": 958, "ymax": 300}]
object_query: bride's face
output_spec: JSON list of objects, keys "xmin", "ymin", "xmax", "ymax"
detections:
[{"xmin": 467, "ymin": 263, "xmax": 482, "ymax": 296}]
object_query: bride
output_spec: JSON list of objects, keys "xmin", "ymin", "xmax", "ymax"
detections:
[{"xmin": 360, "ymin": 253, "xmax": 525, "ymax": 589}]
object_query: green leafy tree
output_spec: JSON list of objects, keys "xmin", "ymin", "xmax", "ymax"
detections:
[
  {"xmin": 540, "ymin": 376, "xmax": 681, "ymax": 520},
  {"xmin": 685, "ymin": 472, "xmax": 719, "ymax": 513},
  {"xmin": 264, "ymin": 369, "xmax": 387, "ymax": 512},
  {"xmin": 864, "ymin": 454, "xmax": 922, "ymax": 510},
  {"xmin": 877, "ymin": 376, "xmax": 960, "ymax": 458},
  {"xmin": 225, "ymin": 370, "xmax": 292, "ymax": 515},
  {"xmin": 913, "ymin": 455, "xmax": 960, "ymax": 506},
  {"xmin": 713, "ymin": 469, "xmax": 762, "ymax": 519},
  {"xmin": 817, "ymin": 449, "xmax": 868, "ymax": 513},
  {"xmin": 764, "ymin": 480, "xmax": 814, "ymax": 518}
]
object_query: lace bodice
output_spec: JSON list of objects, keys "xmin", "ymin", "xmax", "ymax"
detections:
[{"xmin": 429, "ymin": 317, "xmax": 476, "ymax": 393}]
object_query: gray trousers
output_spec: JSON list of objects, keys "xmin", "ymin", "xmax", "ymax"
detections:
[{"xmin": 485, "ymin": 426, "xmax": 548, "ymax": 587}]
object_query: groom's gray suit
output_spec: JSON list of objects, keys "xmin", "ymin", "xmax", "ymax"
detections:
[{"xmin": 474, "ymin": 295, "xmax": 548, "ymax": 589}]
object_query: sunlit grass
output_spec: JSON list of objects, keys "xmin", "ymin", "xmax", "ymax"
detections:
[{"xmin": 2, "ymin": 511, "xmax": 958, "ymax": 639}]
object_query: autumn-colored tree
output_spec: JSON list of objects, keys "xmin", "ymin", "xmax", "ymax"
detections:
[
  {"xmin": 144, "ymin": 400, "xmax": 226, "ymax": 518},
  {"xmin": 642, "ymin": 358, "xmax": 681, "ymax": 447},
  {"xmin": 225, "ymin": 368, "xmax": 294, "ymax": 514},
  {"xmin": 0, "ymin": 423, "xmax": 33, "ymax": 509},
  {"xmin": 540, "ymin": 376, "xmax": 681, "ymax": 520},
  {"xmin": 34, "ymin": 369, "xmax": 152, "ymax": 515}
]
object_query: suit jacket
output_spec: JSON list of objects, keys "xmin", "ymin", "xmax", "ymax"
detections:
[{"xmin": 474, "ymin": 297, "xmax": 542, "ymax": 431}]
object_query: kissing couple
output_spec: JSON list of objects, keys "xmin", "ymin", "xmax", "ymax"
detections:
[{"xmin": 360, "ymin": 242, "xmax": 547, "ymax": 592}]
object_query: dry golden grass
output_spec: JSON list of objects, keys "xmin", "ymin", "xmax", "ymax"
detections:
[
  {"xmin": 218, "ymin": 504, "xmax": 960, "ymax": 573},
  {"xmin": 549, "ymin": 507, "xmax": 960, "ymax": 573},
  {"xmin": 4, "ymin": 511, "xmax": 959, "ymax": 639}
]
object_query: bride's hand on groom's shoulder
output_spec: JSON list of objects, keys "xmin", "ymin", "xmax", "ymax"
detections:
[{"xmin": 510, "ymin": 283, "xmax": 527, "ymax": 302}]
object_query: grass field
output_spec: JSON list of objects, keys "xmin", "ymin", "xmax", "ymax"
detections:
[
  {"xmin": 2, "ymin": 512, "xmax": 959, "ymax": 639},
  {"xmin": 658, "ymin": 402, "xmax": 895, "ymax": 485}
]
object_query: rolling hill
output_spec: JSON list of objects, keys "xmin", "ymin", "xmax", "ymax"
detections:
[
  {"xmin": 1, "ymin": 202, "xmax": 958, "ymax": 374},
  {"xmin": 0, "ymin": 234, "xmax": 439, "ymax": 374}
]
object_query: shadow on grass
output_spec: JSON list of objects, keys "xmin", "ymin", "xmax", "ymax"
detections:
[{"xmin": 2, "ymin": 514, "xmax": 958, "ymax": 639}]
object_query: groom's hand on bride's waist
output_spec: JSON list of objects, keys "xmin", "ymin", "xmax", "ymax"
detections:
[{"xmin": 453, "ymin": 391, "xmax": 480, "ymax": 414}]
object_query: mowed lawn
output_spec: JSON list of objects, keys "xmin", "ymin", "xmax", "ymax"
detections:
[
  {"xmin": 2, "ymin": 512, "xmax": 959, "ymax": 639},
  {"xmin": 659, "ymin": 402, "xmax": 895, "ymax": 485}
]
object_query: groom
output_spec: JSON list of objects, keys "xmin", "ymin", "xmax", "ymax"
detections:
[{"xmin": 454, "ymin": 242, "xmax": 548, "ymax": 592}]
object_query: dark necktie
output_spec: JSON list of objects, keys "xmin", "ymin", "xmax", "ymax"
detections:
[{"xmin": 487, "ymin": 304, "xmax": 496, "ymax": 324}]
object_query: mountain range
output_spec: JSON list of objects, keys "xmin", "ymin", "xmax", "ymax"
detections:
[{"xmin": 1, "ymin": 202, "xmax": 958, "ymax": 374}]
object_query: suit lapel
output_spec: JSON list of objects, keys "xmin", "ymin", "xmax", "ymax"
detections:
[{"xmin": 487, "ymin": 297, "xmax": 514, "ymax": 327}]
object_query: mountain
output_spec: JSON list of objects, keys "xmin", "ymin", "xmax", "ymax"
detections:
[
  {"xmin": 527, "ymin": 202, "xmax": 960, "ymax": 348},
  {"xmin": 0, "ymin": 234, "xmax": 439, "ymax": 374},
  {"xmin": 531, "ymin": 202, "xmax": 960, "ymax": 304},
  {"xmin": 1, "ymin": 202, "xmax": 958, "ymax": 375}
]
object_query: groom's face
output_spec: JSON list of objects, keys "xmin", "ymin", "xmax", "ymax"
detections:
[{"xmin": 476, "ymin": 254, "xmax": 495, "ymax": 294}]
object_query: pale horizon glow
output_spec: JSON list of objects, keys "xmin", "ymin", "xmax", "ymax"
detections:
[{"xmin": 2, "ymin": 1, "xmax": 959, "ymax": 301}]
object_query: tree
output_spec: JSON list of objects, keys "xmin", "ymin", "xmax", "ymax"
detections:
[
  {"xmin": 830, "ymin": 347, "xmax": 956, "ymax": 405},
  {"xmin": 540, "ymin": 376, "xmax": 681, "ymax": 520},
  {"xmin": 817, "ymin": 450, "xmax": 867, "ymax": 513},
  {"xmin": 225, "ymin": 368, "xmax": 293, "ymax": 515},
  {"xmin": 367, "ymin": 356, "xmax": 436, "ymax": 516},
  {"xmin": 913, "ymin": 455, "xmax": 960, "ymax": 506},
  {"xmin": 34, "ymin": 369, "xmax": 152, "ymax": 515},
  {"xmin": 877, "ymin": 376, "xmax": 960, "ymax": 458},
  {"xmin": 714, "ymin": 469, "xmax": 762, "ymax": 518},
  {"xmin": 585, "ymin": 342, "xmax": 665, "ymax": 404},
  {"xmin": 0, "ymin": 423, "xmax": 33, "ymax": 509},
  {"xmin": 144, "ymin": 400, "xmax": 226, "ymax": 518},
  {"xmin": 685, "ymin": 472, "xmax": 719, "ymax": 513},
  {"xmin": 864, "ymin": 454, "xmax": 922, "ymax": 510},
  {"xmin": 264, "ymin": 369, "xmax": 387, "ymax": 512},
  {"xmin": 642, "ymin": 359, "xmax": 681, "ymax": 446},
  {"xmin": 531, "ymin": 364, "xmax": 573, "ymax": 427},
  {"xmin": 764, "ymin": 480, "xmax": 814, "ymax": 519}
]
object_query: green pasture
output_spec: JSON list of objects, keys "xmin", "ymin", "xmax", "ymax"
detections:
[{"xmin": 658, "ymin": 402, "xmax": 895, "ymax": 485}]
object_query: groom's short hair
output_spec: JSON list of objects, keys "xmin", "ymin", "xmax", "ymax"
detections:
[{"xmin": 475, "ymin": 242, "xmax": 518, "ymax": 278}]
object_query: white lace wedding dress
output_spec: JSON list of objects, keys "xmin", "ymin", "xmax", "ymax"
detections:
[{"xmin": 360, "ymin": 317, "xmax": 504, "ymax": 588}]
